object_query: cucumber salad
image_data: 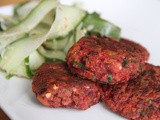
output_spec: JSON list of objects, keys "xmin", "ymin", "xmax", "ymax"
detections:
[{"xmin": 0, "ymin": 0, "xmax": 121, "ymax": 79}]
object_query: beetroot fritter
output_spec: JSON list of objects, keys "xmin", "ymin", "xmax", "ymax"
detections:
[
  {"xmin": 32, "ymin": 63, "xmax": 102, "ymax": 110},
  {"xmin": 102, "ymin": 63, "xmax": 160, "ymax": 120},
  {"xmin": 66, "ymin": 37, "xmax": 149, "ymax": 84}
]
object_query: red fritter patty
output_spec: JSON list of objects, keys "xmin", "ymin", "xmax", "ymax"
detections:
[
  {"xmin": 102, "ymin": 63, "xmax": 160, "ymax": 120},
  {"xmin": 32, "ymin": 63, "xmax": 102, "ymax": 110},
  {"xmin": 66, "ymin": 37, "xmax": 149, "ymax": 84}
]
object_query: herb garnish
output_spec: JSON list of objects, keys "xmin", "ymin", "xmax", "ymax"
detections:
[
  {"xmin": 85, "ymin": 56, "xmax": 89, "ymax": 61},
  {"xmin": 130, "ymin": 59, "xmax": 136, "ymax": 63},
  {"xmin": 107, "ymin": 74, "xmax": 112, "ymax": 83},
  {"xmin": 138, "ymin": 64, "xmax": 147, "ymax": 75},
  {"xmin": 75, "ymin": 62, "xmax": 84, "ymax": 68},
  {"xmin": 149, "ymin": 69, "xmax": 155, "ymax": 75},
  {"xmin": 122, "ymin": 58, "xmax": 128, "ymax": 67},
  {"xmin": 138, "ymin": 64, "xmax": 143, "ymax": 72},
  {"xmin": 141, "ymin": 70, "xmax": 146, "ymax": 76}
]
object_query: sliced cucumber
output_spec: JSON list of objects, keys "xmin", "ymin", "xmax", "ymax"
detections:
[
  {"xmin": 8, "ymin": 0, "xmax": 58, "ymax": 32},
  {"xmin": 83, "ymin": 13, "xmax": 121, "ymax": 40},
  {"xmin": 24, "ymin": 57, "xmax": 33, "ymax": 78},
  {"xmin": 14, "ymin": 1, "xmax": 39, "ymax": 20},
  {"xmin": 0, "ymin": 15, "xmax": 18, "ymax": 30},
  {"xmin": 41, "ymin": 11, "xmax": 55, "ymax": 26},
  {"xmin": 75, "ymin": 22, "xmax": 87, "ymax": 42},
  {"xmin": 0, "ymin": 22, "xmax": 5, "ymax": 32},
  {"xmin": 1, "ymin": 2, "xmax": 87, "ymax": 75},
  {"xmin": 0, "ymin": 0, "xmax": 58, "ymax": 53},
  {"xmin": 64, "ymin": 34, "xmax": 75, "ymax": 54},
  {"xmin": 48, "ymin": 4, "xmax": 87, "ymax": 39},
  {"xmin": 43, "ymin": 37, "xmax": 69, "ymax": 50},
  {"xmin": 29, "ymin": 50, "xmax": 45, "ymax": 71},
  {"xmin": 3, "ymin": 58, "xmax": 30, "ymax": 78},
  {"xmin": 43, "ymin": 40, "xmax": 55, "ymax": 50},
  {"xmin": 29, "ymin": 23, "xmax": 50, "ymax": 36},
  {"xmin": 0, "ymin": 34, "xmax": 47, "ymax": 74},
  {"xmin": 0, "ymin": 3, "xmax": 86, "ymax": 75},
  {"xmin": 12, "ymin": 60, "xmax": 29, "ymax": 78},
  {"xmin": 0, "ymin": 32, "xmax": 28, "ymax": 53},
  {"xmin": 38, "ymin": 46, "xmax": 66, "ymax": 61},
  {"xmin": 14, "ymin": 1, "xmax": 55, "ymax": 26}
]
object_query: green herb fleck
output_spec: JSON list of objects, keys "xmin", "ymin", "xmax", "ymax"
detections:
[
  {"xmin": 107, "ymin": 74, "xmax": 112, "ymax": 83},
  {"xmin": 85, "ymin": 56, "xmax": 89, "ymax": 61},
  {"xmin": 73, "ymin": 74, "xmax": 78, "ymax": 77},
  {"xmin": 75, "ymin": 62, "xmax": 84, "ymax": 68},
  {"xmin": 130, "ymin": 59, "xmax": 136, "ymax": 63},
  {"xmin": 142, "ymin": 70, "xmax": 146, "ymax": 76},
  {"xmin": 122, "ymin": 58, "xmax": 128, "ymax": 67},
  {"xmin": 138, "ymin": 64, "xmax": 143, "ymax": 72},
  {"xmin": 148, "ymin": 100, "xmax": 152, "ymax": 105},
  {"xmin": 149, "ymin": 70, "xmax": 155, "ymax": 75},
  {"xmin": 138, "ymin": 64, "xmax": 147, "ymax": 75}
]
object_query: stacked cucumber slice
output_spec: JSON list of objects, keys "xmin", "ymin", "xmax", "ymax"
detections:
[{"xmin": 0, "ymin": 0, "xmax": 121, "ymax": 79}]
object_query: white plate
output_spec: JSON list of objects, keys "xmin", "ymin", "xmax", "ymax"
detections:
[{"xmin": 0, "ymin": 0, "xmax": 160, "ymax": 120}]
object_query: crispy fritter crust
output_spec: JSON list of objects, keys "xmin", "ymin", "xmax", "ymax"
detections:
[
  {"xmin": 102, "ymin": 63, "xmax": 160, "ymax": 120},
  {"xmin": 66, "ymin": 37, "xmax": 149, "ymax": 84},
  {"xmin": 32, "ymin": 63, "xmax": 102, "ymax": 110}
]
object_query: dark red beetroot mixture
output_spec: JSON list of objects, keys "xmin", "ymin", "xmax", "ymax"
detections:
[
  {"xmin": 32, "ymin": 36, "xmax": 159, "ymax": 120},
  {"xmin": 32, "ymin": 63, "xmax": 102, "ymax": 110},
  {"xmin": 66, "ymin": 37, "xmax": 149, "ymax": 84},
  {"xmin": 102, "ymin": 63, "xmax": 160, "ymax": 120}
]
